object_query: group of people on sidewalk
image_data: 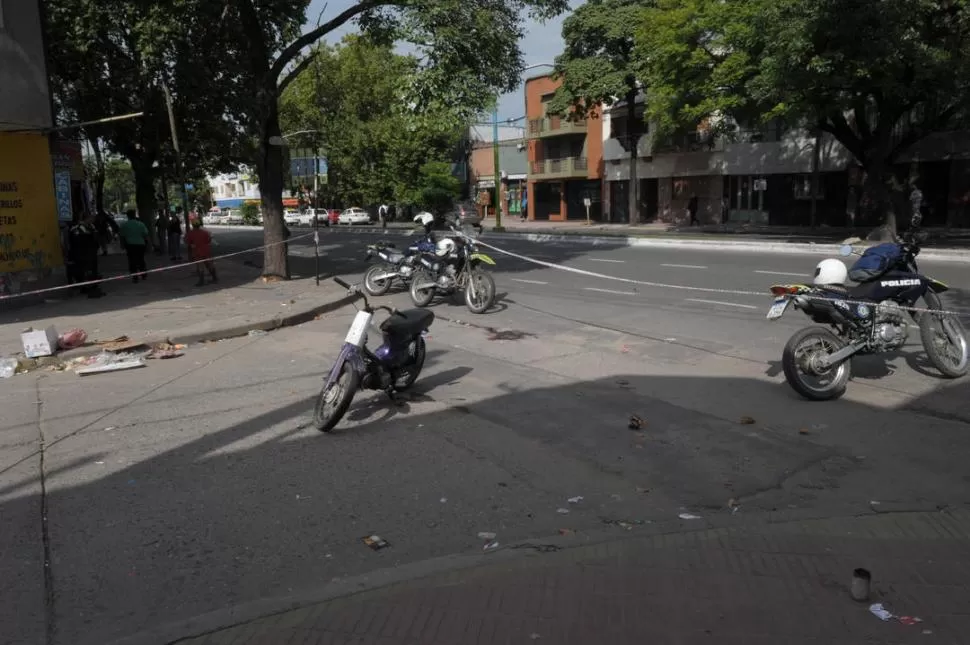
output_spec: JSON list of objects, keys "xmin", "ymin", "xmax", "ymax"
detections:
[{"xmin": 67, "ymin": 210, "xmax": 218, "ymax": 298}]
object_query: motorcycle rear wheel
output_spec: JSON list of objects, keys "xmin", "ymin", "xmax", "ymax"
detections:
[
  {"xmin": 410, "ymin": 270, "xmax": 436, "ymax": 307},
  {"xmin": 313, "ymin": 362, "xmax": 359, "ymax": 432},
  {"xmin": 465, "ymin": 270, "xmax": 495, "ymax": 314},
  {"xmin": 394, "ymin": 336, "xmax": 427, "ymax": 391},
  {"xmin": 919, "ymin": 309, "xmax": 969, "ymax": 378},
  {"xmin": 363, "ymin": 264, "xmax": 393, "ymax": 296},
  {"xmin": 782, "ymin": 327, "xmax": 851, "ymax": 401}
]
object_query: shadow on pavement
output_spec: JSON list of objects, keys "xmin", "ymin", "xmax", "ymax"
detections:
[{"xmin": 2, "ymin": 352, "xmax": 969, "ymax": 645}]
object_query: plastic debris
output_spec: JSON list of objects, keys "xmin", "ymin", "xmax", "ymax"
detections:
[
  {"xmin": 57, "ymin": 329, "xmax": 88, "ymax": 350},
  {"xmin": 628, "ymin": 415, "xmax": 644, "ymax": 430},
  {"xmin": 556, "ymin": 508, "xmax": 570, "ymax": 515},
  {"xmin": 558, "ymin": 528, "xmax": 574, "ymax": 536},
  {"xmin": 898, "ymin": 616, "xmax": 923, "ymax": 626},
  {"xmin": 362, "ymin": 535, "xmax": 390, "ymax": 551},
  {"xmin": 477, "ymin": 532, "xmax": 497, "ymax": 540},
  {"xmin": 247, "ymin": 329, "xmax": 268, "ymax": 337},
  {"xmin": 74, "ymin": 352, "xmax": 146, "ymax": 376},
  {"xmin": 567, "ymin": 496, "xmax": 584, "ymax": 504},
  {"xmin": 439, "ymin": 497, "xmax": 447, "ymax": 503},
  {"xmin": 739, "ymin": 416, "xmax": 756, "ymax": 425},
  {"xmin": 679, "ymin": 513, "xmax": 702, "ymax": 520},
  {"xmin": 0, "ymin": 357, "xmax": 17, "ymax": 379},
  {"xmin": 482, "ymin": 540, "xmax": 500, "ymax": 552},
  {"xmin": 869, "ymin": 603, "xmax": 893, "ymax": 621},
  {"xmin": 728, "ymin": 499, "xmax": 740, "ymax": 514}
]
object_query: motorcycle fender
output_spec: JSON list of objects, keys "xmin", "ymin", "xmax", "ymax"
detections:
[
  {"xmin": 322, "ymin": 343, "xmax": 366, "ymax": 390},
  {"xmin": 927, "ymin": 277, "xmax": 949, "ymax": 293},
  {"xmin": 470, "ymin": 253, "xmax": 495, "ymax": 265}
]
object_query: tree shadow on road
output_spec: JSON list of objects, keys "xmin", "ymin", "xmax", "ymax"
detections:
[{"xmin": 3, "ymin": 357, "xmax": 970, "ymax": 645}]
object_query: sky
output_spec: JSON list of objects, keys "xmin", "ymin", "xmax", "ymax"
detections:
[{"xmin": 305, "ymin": 0, "xmax": 582, "ymax": 122}]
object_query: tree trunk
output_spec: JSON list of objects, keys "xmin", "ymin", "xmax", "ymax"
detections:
[
  {"xmin": 90, "ymin": 138, "xmax": 107, "ymax": 215},
  {"xmin": 861, "ymin": 156, "xmax": 897, "ymax": 241},
  {"xmin": 132, "ymin": 160, "xmax": 157, "ymax": 247},
  {"xmin": 258, "ymin": 101, "xmax": 290, "ymax": 280},
  {"xmin": 626, "ymin": 91, "xmax": 639, "ymax": 225}
]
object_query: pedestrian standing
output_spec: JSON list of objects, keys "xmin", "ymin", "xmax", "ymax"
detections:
[
  {"xmin": 168, "ymin": 213, "xmax": 183, "ymax": 261},
  {"xmin": 910, "ymin": 180, "xmax": 924, "ymax": 221},
  {"xmin": 379, "ymin": 203, "xmax": 388, "ymax": 229},
  {"xmin": 68, "ymin": 214, "xmax": 105, "ymax": 298},
  {"xmin": 119, "ymin": 209, "xmax": 150, "ymax": 282},
  {"xmin": 520, "ymin": 190, "xmax": 528, "ymax": 222},
  {"xmin": 185, "ymin": 220, "xmax": 218, "ymax": 286},
  {"xmin": 688, "ymin": 194, "xmax": 699, "ymax": 226}
]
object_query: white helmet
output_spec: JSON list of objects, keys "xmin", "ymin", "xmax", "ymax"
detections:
[
  {"xmin": 813, "ymin": 258, "xmax": 848, "ymax": 286},
  {"xmin": 413, "ymin": 212, "xmax": 434, "ymax": 227},
  {"xmin": 435, "ymin": 237, "xmax": 456, "ymax": 257}
]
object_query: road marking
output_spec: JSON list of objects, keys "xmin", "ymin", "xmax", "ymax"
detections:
[
  {"xmin": 511, "ymin": 278, "xmax": 549, "ymax": 285},
  {"xmin": 662, "ymin": 263, "xmax": 708, "ymax": 269},
  {"xmin": 585, "ymin": 287, "xmax": 637, "ymax": 296},
  {"xmin": 685, "ymin": 298, "xmax": 757, "ymax": 310},
  {"xmin": 754, "ymin": 270, "xmax": 810, "ymax": 277},
  {"xmin": 588, "ymin": 258, "xmax": 625, "ymax": 263}
]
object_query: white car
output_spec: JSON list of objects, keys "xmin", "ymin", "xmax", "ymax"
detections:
[
  {"xmin": 337, "ymin": 207, "xmax": 371, "ymax": 225},
  {"xmin": 283, "ymin": 209, "xmax": 303, "ymax": 226},
  {"xmin": 299, "ymin": 208, "xmax": 329, "ymax": 227}
]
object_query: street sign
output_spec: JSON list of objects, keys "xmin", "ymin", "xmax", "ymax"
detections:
[{"xmin": 583, "ymin": 197, "xmax": 592, "ymax": 207}]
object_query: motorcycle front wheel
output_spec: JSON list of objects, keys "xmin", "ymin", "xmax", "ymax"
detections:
[
  {"xmin": 363, "ymin": 264, "xmax": 394, "ymax": 296},
  {"xmin": 313, "ymin": 362, "xmax": 359, "ymax": 432},
  {"xmin": 782, "ymin": 327, "xmax": 851, "ymax": 401},
  {"xmin": 919, "ymin": 309, "xmax": 969, "ymax": 378},
  {"xmin": 410, "ymin": 270, "xmax": 436, "ymax": 307},
  {"xmin": 464, "ymin": 270, "xmax": 496, "ymax": 314}
]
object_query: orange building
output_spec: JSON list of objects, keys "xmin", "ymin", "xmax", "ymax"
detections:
[{"xmin": 524, "ymin": 74, "xmax": 604, "ymax": 221}]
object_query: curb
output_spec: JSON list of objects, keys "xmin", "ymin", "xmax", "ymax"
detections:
[
  {"xmin": 308, "ymin": 225, "xmax": 970, "ymax": 263},
  {"xmin": 56, "ymin": 292, "xmax": 358, "ymax": 362},
  {"xmin": 103, "ymin": 501, "xmax": 962, "ymax": 645}
]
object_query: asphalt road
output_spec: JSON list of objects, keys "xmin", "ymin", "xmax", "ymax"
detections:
[{"xmin": 3, "ymin": 225, "xmax": 970, "ymax": 645}]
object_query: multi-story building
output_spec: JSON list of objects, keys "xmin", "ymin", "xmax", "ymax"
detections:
[
  {"xmin": 602, "ymin": 100, "xmax": 970, "ymax": 228},
  {"xmin": 524, "ymin": 74, "xmax": 604, "ymax": 221},
  {"xmin": 466, "ymin": 124, "xmax": 527, "ymax": 219},
  {"xmin": 209, "ymin": 168, "xmax": 298, "ymax": 210}
]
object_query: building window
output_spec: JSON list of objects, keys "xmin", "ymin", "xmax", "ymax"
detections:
[{"xmin": 793, "ymin": 175, "xmax": 825, "ymax": 200}]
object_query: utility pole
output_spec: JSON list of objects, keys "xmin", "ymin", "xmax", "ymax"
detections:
[
  {"xmin": 161, "ymin": 81, "xmax": 191, "ymax": 233},
  {"xmin": 810, "ymin": 127, "xmax": 821, "ymax": 228},
  {"xmin": 492, "ymin": 106, "xmax": 504, "ymax": 231}
]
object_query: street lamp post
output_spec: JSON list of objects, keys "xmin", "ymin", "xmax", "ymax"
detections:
[{"xmin": 492, "ymin": 63, "xmax": 553, "ymax": 232}]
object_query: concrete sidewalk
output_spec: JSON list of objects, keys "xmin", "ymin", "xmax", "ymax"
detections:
[
  {"xmin": 164, "ymin": 509, "xmax": 970, "ymax": 645},
  {"xmin": 0, "ymin": 247, "xmax": 355, "ymax": 361}
]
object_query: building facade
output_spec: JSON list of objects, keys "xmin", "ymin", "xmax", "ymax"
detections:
[
  {"xmin": 602, "ymin": 100, "xmax": 970, "ymax": 228},
  {"xmin": 466, "ymin": 125, "xmax": 527, "ymax": 219},
  {"xmin": 524, "ymin": 74, "xmax": 604, "ymax": 222}
]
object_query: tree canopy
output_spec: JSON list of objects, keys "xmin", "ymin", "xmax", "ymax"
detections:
[{"xmin": 635, "ymin": 0, "xmax": 970, "ymax": 229}]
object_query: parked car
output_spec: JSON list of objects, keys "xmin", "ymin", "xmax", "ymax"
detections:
[
  {"xmin": 338, "ymin": 207, "xmax": 371, "ymax": 225},
  {"xmin": 297, "ymin": 208, "xmax": 328, "ymax": 227},
  {"xmin": 283, "ymin": 209, "xmax": 302, "ymax": 226}
]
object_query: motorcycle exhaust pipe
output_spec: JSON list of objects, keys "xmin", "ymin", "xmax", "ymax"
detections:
[
  {"xmin": 371, "ymin": 272, "xmax": 398, "ymax": 281},
  {"xmin": 413, "ymin": 281, "xmax": 436, "ymax": 291},
  {"xmin": 818, "ymin": 342, "xmax": 865, "ymax": 368}
]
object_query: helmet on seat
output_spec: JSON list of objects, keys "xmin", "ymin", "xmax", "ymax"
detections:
[
  {"xmin": 813, "ymin": 258, "xmax": 848, "ymax": 286},
  {"xmin": 435, "ymin": 237, "xmax": 456, "ymax": 257}
]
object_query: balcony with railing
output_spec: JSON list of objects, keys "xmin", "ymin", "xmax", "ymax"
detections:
[
  {"xmin": 527, "ymin": 115, "xmax": 589, "ymax": 139},
  {"xmin": 529, "ymin": 156, "xmax": 589, "ymax": 179}
]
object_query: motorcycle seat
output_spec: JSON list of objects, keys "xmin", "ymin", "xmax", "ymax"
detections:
[
  {"xmin": 381, "ymin": 309, "xmax": 434, "ymax": 336},
  {"xmin": 818, "ymin": 284, "xmax": 875, "ymax": 302}
]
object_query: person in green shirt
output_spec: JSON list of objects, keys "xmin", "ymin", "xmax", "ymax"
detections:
[{"xmin": 119, "ymin": 210, "xmax": 150, "ymax": 282}]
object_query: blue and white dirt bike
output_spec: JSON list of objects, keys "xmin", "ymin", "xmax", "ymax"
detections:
[{"xmin": 313, "ymin": 277, "xmax": 434, "ymax": 432}]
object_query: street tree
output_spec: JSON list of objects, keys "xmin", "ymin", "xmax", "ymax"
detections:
[
  {"xmin": 280, "ymin": 36, "xmax": 464, "ymax": 210},
  {"xmin": 405, "ymin": 161, "xmax": 463, "ymax": 214},
  {"xmin": 47, "ymin": 0, "xmax": 249, "ymax": 237},
  {"xmin": 546, "ymin": 0, "xmax": 653, "ymax": 224},
  {"xmin": 224, "ymin": 0, "xmax": 568, "ymax": 279},
  {"xmin": 636, "ymin": 0, "xmax": 970, "ymax": 232}
]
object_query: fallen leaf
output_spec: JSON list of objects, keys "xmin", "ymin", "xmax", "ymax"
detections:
[
  {"xmin": 558, "ymin": 528, "xmax": 574, "ymax": 536},
  {"xmin": 628, "ymin": 415, "xmax": 644, "ymax": 430},
  {"xmin": 798, "ymin": 428, "xmax": 811, "ymax": 435},
  {"xmin": 739, "ymin": 416, "xmax": 756, "ymax": 425}
]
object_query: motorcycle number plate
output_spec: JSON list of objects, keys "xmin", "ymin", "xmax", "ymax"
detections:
[
  {"xmin": 766, "ymin": 297, "xmax": 790, "ymax": 320},
  {"xmin": 345, "ymin": 311, "xmax": 372, "ymax": 347}
]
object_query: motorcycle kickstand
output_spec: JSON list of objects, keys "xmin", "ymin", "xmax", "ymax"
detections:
[{"xmin": 385, "ymin": 387, "xmax": 405, "ymax": 406}]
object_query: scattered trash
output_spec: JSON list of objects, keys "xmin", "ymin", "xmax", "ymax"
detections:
[
  {"xmin": 439, "ymin": 497, "xmax": 447, "ymax": 503},
  {"xmin": 104, "ymin": 426, "xmax": 116, "ymax": 432},
  {"xmin": 95, "ymin": 461, "xmax": 104, "ymax": 465},
  {"xmin": 635, "ymin": 486, "xmax": 650, "ymax": 494},
  {"xmin": 0, "ymin": 357, "xmax": 17, "ymax": 379},
  {"xmin": 567, "ymin": 496, "xmax": 584, "ymax": 504},
  {"xmin": 529, "ymin": 633, "xmax": 541, "ymax": 640},
  {"xmin": 362, "ymin": 535, "xmax": 390, "ymax": 551},
  {"xmin": 556, "ymin": 508, "xmax": 570, "ymax": 515},
  {"xmin": 628, "ymin": 415, "xmax": 644, "ymax": 430},
  {"xmin": 898, "ymin": 616, "xmax": 923, "ymax": 626},
  {"xmin": 922, "ymin": 628, "xmax": 933, "ymax": 635},
  {"xmin": 739, "ymin": 416, "xmax": 756, "ymax": 425},
  {"xmin": 678, "ymin": 513, "xmax": 702, "ymax": 520},
  {"xmin": 482, "ymin": 540, "xmax": 500, "ymax": 552},
  {"xmin": 57, "ymin": 329, "xmax": 87, "ymax": 350},
  {"xmin": 511, "ymin": 543, "xmax": 561, "ymax": 553},
  {"xmin": 610, "ymin": 494, "xmax": 622, "ymax": 501},
  {"xmin": 21, "ymin": 326, "xmax": 59, "ymax": 358},
  {"xmin": 620, "ymin": 345, "xmax": 630, "ymax": 353},
  {"xmin": 728, "ymin": 499, "xmax": 740, "ymax": 514},
  {"xmin": 558, "ymin": 528, "xmax": 574, "ymax": 536},
  {"xmin": 870, "ymin": 500, "xmax": 881, "ymax": 506},
  {"xmin": 477, "ymin": 531, "xmax": 497, "ymax": 540},
  {"xmin": 869, "ymin": 603, "xmax": 894, "ymax": 621},
  {"xmin": 601, "ymin": 518, "xmax": 645, "ymax": 530},
  {"xmin": 75, "ymin": 352, "xmax": 146, "ymax": 376},
  {"xmin": 247, "ymin": 329, "xmax": 268, "ymax": 337},
  {"xmin": 98, "ymin": 337, "xmax": 150, "ymax": 353},
  {"xmin": 147, "ymin": 346, "xmax": 184, "ymax": 360},
  {"xmin": 798, "ymin": 428, "xmax": 811, "ymax": 435},
  {"xmin": 850, "ymin": 568, "xmax": 871, "ymax": 601}
]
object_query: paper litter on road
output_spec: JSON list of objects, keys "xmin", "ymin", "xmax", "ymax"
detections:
[
  {"xmin": 482, "ymin": 540, "xmax": 500, "ymax": 552},
  {"xmin": 362, "ymin": 535, "xmax": 390, "ymax": 551},
  {"xmin": 556, "ymin": 508, "xmax": 570, "ymax": 514},
  {"xmin": 869, "ymin": 603, "xmax": 894, "ymax": 621},
  {"xmin": 678, "ymin": 513, "xmax": 702, "ymax": 520},
  {"xmin": 567, "ymin": 496, "xmax": 583, "ymax": 504},
  {"xmin": 477, "ymin": 532, "xmax": 496, "ymax": 540}
]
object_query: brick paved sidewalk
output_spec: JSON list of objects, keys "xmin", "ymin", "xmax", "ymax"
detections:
[
  {"xmin": 179, "ymin": 510, "xmax": 970, "ymax": 645},
  {"xmin": 0, "ymin": 245, "xmax": 352, "ymax": 359}
]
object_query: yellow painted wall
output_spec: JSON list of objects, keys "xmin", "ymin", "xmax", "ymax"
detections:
[{"xmin": 0, "ymin": 133, "xmax": 63, "ymax": 272}]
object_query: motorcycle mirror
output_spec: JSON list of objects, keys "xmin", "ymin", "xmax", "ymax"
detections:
[{"xmin": 839, "ymin": 244, "xmax": 854, "ymax": 257}]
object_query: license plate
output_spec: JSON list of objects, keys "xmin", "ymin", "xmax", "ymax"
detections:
[{"xmin": 766, "ymin": 297, "xmax": 790, "ymax": 320}]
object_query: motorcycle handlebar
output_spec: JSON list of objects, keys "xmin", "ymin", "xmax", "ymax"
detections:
[{"xmin": 333, "ymin": 277, "xmax": 351, "ymax": 289}]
